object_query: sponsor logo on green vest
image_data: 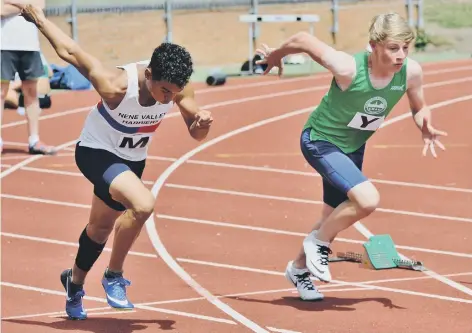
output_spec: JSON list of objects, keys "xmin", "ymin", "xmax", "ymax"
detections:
[{"xmin": 364, "ymin": 97, "xmax": 387, "ymax": 115}]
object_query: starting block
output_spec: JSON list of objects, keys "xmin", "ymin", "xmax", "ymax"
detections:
[{"xmin": 329, "ymin": 234, "xmax": 426, "ymax": 271}]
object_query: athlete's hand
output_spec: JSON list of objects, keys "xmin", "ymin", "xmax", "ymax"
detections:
[
  {"xmin": 421, "ymin": 118, "xmax": 447, "ymax": 158},
  {"xmin": 7, "ymin": 2, "xmax": 46, "ymax": 26},
  {"xmin": 255, "ymin": 43, "xmax": 284, "ymax": 76},
  {"xmin": 193, "ymin": 110, "xmax": 213, "ymax": 129}
]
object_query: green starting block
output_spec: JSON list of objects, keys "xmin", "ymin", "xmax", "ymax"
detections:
[{"xmin": 329, "ymin": 234, "xmax": 426, "ymax": 271}]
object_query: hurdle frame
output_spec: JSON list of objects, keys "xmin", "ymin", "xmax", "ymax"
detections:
[{"xmin": 239, "ymin": 14, "xmax": 320, "ymax": 75}]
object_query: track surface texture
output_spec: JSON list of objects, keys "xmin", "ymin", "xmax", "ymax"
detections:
[{"xmin": 2, "ymin": 59, "xmax": 472, "ymax": 333}]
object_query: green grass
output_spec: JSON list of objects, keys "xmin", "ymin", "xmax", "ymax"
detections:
[{"xmin": 425, "ymin": 0, "xmax": 472, "ymax": 29}]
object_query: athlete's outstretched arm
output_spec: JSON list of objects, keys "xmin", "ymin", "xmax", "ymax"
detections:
[
  {"xmin": 175, "ymin": 85, "xmax": 213, "ymax": 141},
  {"xmin": 406, "ymin": 59, "xmax": 447, "ymax": 157},
  {"xmin": 9, "ymin": 2, "xmax": 124, "ymax": 103},
  {"xmin": 256, "ymin": 31, "xmax": 356, "ymax": 81}
]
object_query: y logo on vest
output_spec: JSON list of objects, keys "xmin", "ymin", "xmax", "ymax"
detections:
[{"xmin": 347, "ymin": 96, "xmax": 387, "ymax": 131}]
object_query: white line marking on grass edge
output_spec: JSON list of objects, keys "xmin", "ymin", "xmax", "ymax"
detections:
[{"xmin": 146, "ymin": 93, "xmax": 472, "ymax": 327}]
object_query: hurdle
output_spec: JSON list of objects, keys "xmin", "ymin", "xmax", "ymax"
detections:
[
  {"xmin": 205, "ymin": 13, "xmax": 320, "ymax": 86},
  {"xmin": 239, "ymin": 14, "xmax": 320, "ymax": 75}
]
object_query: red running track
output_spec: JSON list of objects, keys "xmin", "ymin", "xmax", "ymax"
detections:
[{"xmin": 2, "ymin": 58, "xmax": 472, "ymax": 333}]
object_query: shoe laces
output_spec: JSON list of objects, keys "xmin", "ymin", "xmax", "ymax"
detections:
[
  {"xmin": 108, "ymin": 277, "xmax": 131, "ymax": 298},
  {"xmin": 294, "ymin": 272, "xmax": 315, "ymax": 290},
  {"xmin": 68, "ymin": 290, "xmax": 85, "ymax": 306},
  {"xmin": 317, "ymin": 245, "xmax": 332, "ymax": 265}
]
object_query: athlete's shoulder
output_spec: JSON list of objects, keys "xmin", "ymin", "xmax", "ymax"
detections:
[
  {"xmin": 406, "ymin": 57, "xmax": 422, "ymax": 79},
  {"xmin": 405, "ymin": 57, "xmax": 423, "ymax": 88}
]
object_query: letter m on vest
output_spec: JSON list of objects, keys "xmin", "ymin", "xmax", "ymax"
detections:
[{"xmin": 119, "ymin": 136, "xmax": 150, "ymax": 149}]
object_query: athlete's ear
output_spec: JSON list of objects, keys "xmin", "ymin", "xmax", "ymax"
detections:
[
  {"xmin": 369, "ymin": 41, "xmax": 376, "ymax": 50},
  {"xmin": 145, "ymin": 67, "xmax": 152, "ymax": 80}
]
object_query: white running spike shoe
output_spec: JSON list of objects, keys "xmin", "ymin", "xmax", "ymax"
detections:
[
  {"xmin": 284, "ymin": 261, "xmax": 324, "ymax": 301},
  {"xmin": 303, "ymin": 231, "xmax": 333, "ymax": 282}
]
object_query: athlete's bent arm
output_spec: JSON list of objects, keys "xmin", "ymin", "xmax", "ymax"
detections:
[
  {"xmin": 175, "ymin": 85, "xmax": 213, "ymax": 141},
  {"xmin": 406, "ymin": 59, "xmax": 447, "ymax": 157},
  {"xmin": 406, "ymin": 60, "xmax": 428, "ymax": 125},
  {"xmin": 257, "ymin": 31, "xmax": 356, "ymax": 85},
  {"xmin": 10, "ymin": 3, "xmax": 124, "ymax": 104}
]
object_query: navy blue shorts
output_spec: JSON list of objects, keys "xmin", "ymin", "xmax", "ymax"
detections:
[
  {"xmin": 300, "ymin": 128, "xmax": 368, "ymax": 208},
  {"xmin": 75, "ymin": 143, "xmax": 146, "ymax": 211}
]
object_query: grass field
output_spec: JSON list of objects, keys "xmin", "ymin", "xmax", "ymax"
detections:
[{"xmin": 425, "ymin": 0, "xmax": 472, "ymax": 29}]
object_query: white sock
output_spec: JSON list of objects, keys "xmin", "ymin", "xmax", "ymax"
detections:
[
  {"xmin": 315, "ymin": 238, "xmax": 331, "ymax": 247},
  {"xmin": 29, "ymin": 135, "xmax": 39, "ymax": 147},
  {"xmin": 17, "ymin": 107, "xmax": 25, "ymax": 116},
  {"xmin": 291, "ymin": 262, "xmax": 309, "ymax": 273}
]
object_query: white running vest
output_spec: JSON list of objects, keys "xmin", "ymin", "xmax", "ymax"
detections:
[
  {"xmin": 1, "ymin": 15, "xmax": 40, "ymax": 51},
  {"xmin": 78, "ymin": 63, "xmax": 174, "ymax": 161}
]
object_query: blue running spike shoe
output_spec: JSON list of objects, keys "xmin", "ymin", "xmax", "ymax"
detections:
[
  {"xmin": 101, "ymin": 270, "xmax": 134, "ymax": 309},
  {"xmin": 60, "ymin": 269, "xmax": 87, "ymax": 320}
]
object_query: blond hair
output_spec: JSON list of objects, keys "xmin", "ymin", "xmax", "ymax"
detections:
[{"xmin": 368, "ymin": 12, "xmax": 415, "ymax": 44}]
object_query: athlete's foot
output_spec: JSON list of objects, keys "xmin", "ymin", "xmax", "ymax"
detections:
[
  {"xmin": 101, "ymin": 269, "xmax": 134, "ymax": 309},
  {"xmin": 285, "ymin": 261, "xmax": 324, "ymax": 301},
  {"xmin": 60, "ymin": 269, "xmax": 87, "ymax": 320},
  {"xmin": 28, "ymin": 141, "xmax": 57, "ymax": 155},
  {"xmin": 303, "ymin": 231, "xmax": 333, "ymax": 282}
]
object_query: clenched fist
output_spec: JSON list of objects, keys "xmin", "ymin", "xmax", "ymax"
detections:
[{"xmin": 193, "ymin": 110, "xmax": 213, "ymax": 129}]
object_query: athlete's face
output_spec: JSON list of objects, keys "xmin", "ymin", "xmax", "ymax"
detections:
[
  {"xmin": 371, "ymin": 40, "xmax": 410, "ymax": 72},
  {"xmin": 144, "ymin": 69, "xmax": 183, "ymax": 104},
  {"xmin": 149, "ymin": 80, "xmax": 183, "ymax": 104}
]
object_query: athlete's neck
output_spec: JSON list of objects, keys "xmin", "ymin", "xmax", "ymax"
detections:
[
  {"xmin": 368, "ymin": 54, "xmax": 394, "ymax": 78},
  {"xmin": 138, "ymin": 70, "xmax": 157, "ymax": 107}
]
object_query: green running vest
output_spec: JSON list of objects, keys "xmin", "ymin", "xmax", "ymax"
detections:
[{"xmin": 304, "ymin": 51, "xmax": 408, "ymax": 153}]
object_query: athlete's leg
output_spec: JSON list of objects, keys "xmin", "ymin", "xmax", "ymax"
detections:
[
  {"xmin": 1, "ymin": 50, "xmax": 17, "ymax": 153},
  {"xmin": 3, "ymin": 83, "xmax": 20, "ymax": 109},
  {"xmin": 292, "ymin": 203, "xmax": 333, "ymax": 269},
  {"xmin": 107, "ymin": 170, "xmax": 155, "ymax": 274},
  {"xmin": 285, "ymin": 203, "xmax": 332, "ymax": 301},
  {"xmin": 0, "ymin": 81, "xmax": 11, "ymax": 153},
  {"xmin": 315, "ymin": 144, "xmax": 379, "ymax": 243},
  {"xmin": 299, "ymin": 129, "xmax": 379, "ymax": 282},
  {"xmin": 60, "ymin": 194, "xmax": 121, "ymax": 320},
  {"xmin": 94, "ymin": 167, "xmax": 154, "ymax": 310},
  {"xmin": 71, "ymin": 194, "xmax": 122, "ymax": 285},
  {"xmin": 19, "ymin": 51, "xmax": 56, "ymax": 155},
  {"xmin": 61, "ymin": 144, "xmax": 148, "ymax": 319}
]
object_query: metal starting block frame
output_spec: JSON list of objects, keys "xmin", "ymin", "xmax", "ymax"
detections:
[{"xmin": 329, "ymin": 234, "xmax": 426, "ymax": 272}]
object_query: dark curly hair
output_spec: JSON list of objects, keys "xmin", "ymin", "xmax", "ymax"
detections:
[{"xmin": 148, "ymin": 43, "xmax": 193, "ymax": 89}]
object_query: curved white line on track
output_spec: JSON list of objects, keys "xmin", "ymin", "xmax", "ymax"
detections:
[
  {"xmin": 146, "ymin": 93, "xmax": 472, "ymax": 330},
  {"xmin": 145, "ymin": 106, "xmax": 314, "ymax": 332},
  {"xmin": 2, "ymin": 61, "xmax": 471, "ymax": 129}
]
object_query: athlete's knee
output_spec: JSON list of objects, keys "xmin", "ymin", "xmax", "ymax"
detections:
[
  {"xmin": 129, "ymin": 191, "xmax": 155, "ymax": 222},
  {"xmin": 87, "ymin": 194, "xmax": 122, "ymax": 243},
  {"xmin": 348, "ymin": 181, "xmax": 380, "ymax": 216},
  {"xmin": 87, "ymin": 222, "xmax": 114, "ymax": 244}
]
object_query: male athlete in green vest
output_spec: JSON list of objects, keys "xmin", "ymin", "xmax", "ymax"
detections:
[{"xmin": 256, "ymin": 12, "xmax": 447, "ymax": 301}]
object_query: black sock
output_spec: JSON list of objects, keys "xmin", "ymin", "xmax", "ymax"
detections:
[
  {"xmin": 104, "ymin": 267, "xmax": 123, "ymax": 279},
  {"xmin": 69, "ymin": 281, "xmax": 83, "ymax": 295}
]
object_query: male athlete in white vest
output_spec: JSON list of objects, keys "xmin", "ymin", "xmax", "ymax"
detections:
[{"xmin": 12, "ymin": 2, "xmax": 213, "ymax": 320}]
